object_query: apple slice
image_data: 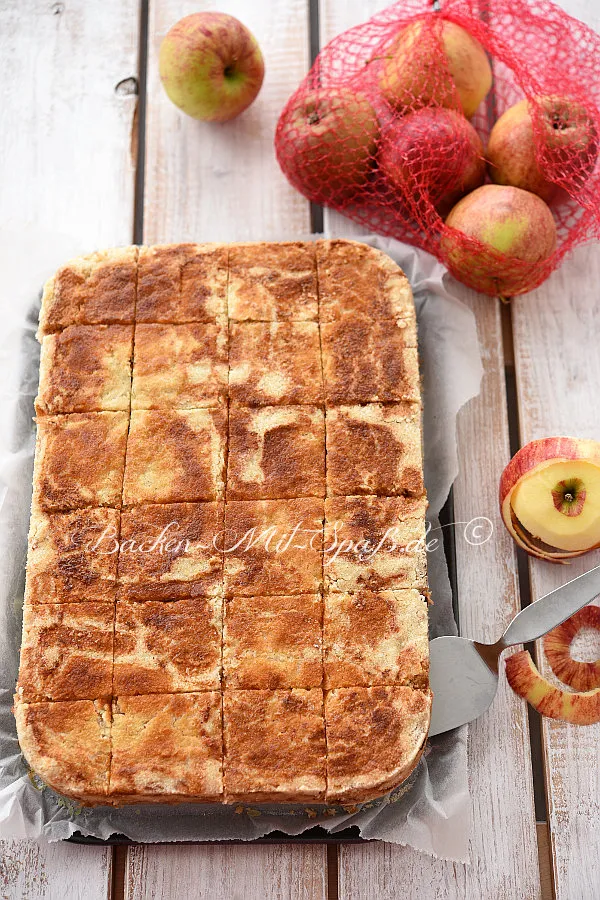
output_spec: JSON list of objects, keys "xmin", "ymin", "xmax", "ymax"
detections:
[
  {"xmin": 543, "ymin": 605, "xmax": 600, "ymax": 691},
  {"xmin": 505, "ymin": 650, "xmax": 600, "ymax": 725},
  {"xmin": 499, "ymin": 437, "xmax": 600, "ymax": 561}
]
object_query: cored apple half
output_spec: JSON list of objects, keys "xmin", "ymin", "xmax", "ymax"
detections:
[
  {"xmin": 505, "ymin": 650, "xmax": 600, "ymax": 725},
  {"xmin": 543, "ymin": 605, "xmax": 600, "ymax": 691},
  {"xmin": 499, "ymin": 437, "xmax": 600, "ymax": 561}
]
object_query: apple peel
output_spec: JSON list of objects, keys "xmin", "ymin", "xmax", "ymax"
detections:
[
  {"xmin": 505, "ymin": 650, "xmax": 600, "ymax": 725},
  {"xmin": 499, "ymin": 437, "xmax": 600, "ymax": 562},
  {"xmin": 543, "ymin": 605, "xmax": 600, "ymax": 691}
]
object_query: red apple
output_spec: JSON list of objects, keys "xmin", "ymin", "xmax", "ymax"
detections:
[
  {"xmin": 379, "ymin": 108, "xmax": 485, "ymax": 218},
  {"xmin": 275, "ymin": 88, "xmax": 379, "ymax": 204},
  {"xmin": 506, "ymin": 650, "xmax": 600, "ymax": 725},
  {"xmin": 488, "ymin": 96, "xmax": 599, "ymax": 201},
  {"xmin": 499, "ymin": 437, "xmax": 600, "ymax": 561},
  {"xmin": 159, "ymin": 13, "xmax": 265, "ymax": 122},
  {"xmin": 440, "ymin": 184, "xmax": 557, "ymax": 296},
  {"xmin": 380, "ymin": 19, "xmax": 492, "ymax": 118},
  {"xmin": 544, "ymin": 606, "xmax": 600, "ymax": 692}
]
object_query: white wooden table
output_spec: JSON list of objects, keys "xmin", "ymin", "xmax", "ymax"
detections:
[{"xmin": 1, "ymin": 1, "xmax": 599, "ymax": 897}]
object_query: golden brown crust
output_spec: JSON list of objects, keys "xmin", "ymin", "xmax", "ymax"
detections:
[
  {"xmin": 326, "ymin": 403, "xmax": 424, "ymax": 498},
  {"xmin": 24, "ymin": 507, "xmax": 119, "ymax": 605},
  {"xmin": 223, "ymin": 595, "xmax": 322, "ymax": 689},
  {"xmin": 229, "ymin": 321, "xmax": 324, "ymax": 405},
  {"xmin": 36, "ymin": 325, "xmax": 133, "ymax": 415},
  {"xmin": 228, "ymin": 242, "xmax": 318, "ymax": 321},
  {"xmin": 324, "ymin": 495, "xmax": 428, "ymax": 593},
  {"xmin": 117, "ymin": 502, "xmax": 223, "ymax": 599},
  {"xmin": 122, "ymin": 408, "xmax": 227, "ymax": 505},
  {"xmin": 38, "ymin": 248, "xmax": 138, "ymax": 337},
  {"xmin": 131, "ymin": 322, "xmax": 228, "ymax": 409},
  {"xmin": 114, "ymin": 598, "xmax": 222, "ymax": 694},
  {"xmin": 321, "ymin": 315, "xmax": 420, "ymax": 404},
  {"xmin": 223, "ymin": 498, "xmax": 324, "ymax": 597},
  {"xmin": 325, "ymin": 686, "xmax": 431, "ymax": 803},
  {"xmin": 323, "ymin": 590, "xmax": 429, "ymax": 689},
  {"xmin": 33, "ymin": 412, "xmax": 129, "ymax": 512},
  {"xmin": 15, "ymin": 698, "xmax": 111, "ymax": 802},
  {"xmin": 316, "ymin": 240, "xmax": 414, "ymax": 322},
  {"xmin": 16, "ymin": 603, "xmax": 114, "ymax": 702},
  {"xmin": 136, "ymin": 243, "xmax": 228, "ymax": 323},
  {"xmin": 23, "ymin": 239, "xmax": 428, "ymax": 808},
  {"xmin": 223, "ymin": 689, "xmax": 326, "ymax": 802},
  {"xmin": 110, "ymin": 692, "xmax": 223, "ymax": 802},
  {"xmin": 227, "ymin": 405, "xmax": 326, "ymax": 500}
]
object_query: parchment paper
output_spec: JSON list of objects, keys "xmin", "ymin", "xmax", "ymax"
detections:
[{"xmin": 0, "ymin": 229, "xmax": 483, "ymax": 861}]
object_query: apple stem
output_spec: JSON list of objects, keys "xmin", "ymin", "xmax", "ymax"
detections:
[{"xmin": 564, "ymin": 492, "xmax": 574, "ymax": 503}]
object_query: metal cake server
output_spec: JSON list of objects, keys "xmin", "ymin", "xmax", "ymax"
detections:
[{"xmin": 429, "ymin": 564, "xmax": 600, "ymax": 736}]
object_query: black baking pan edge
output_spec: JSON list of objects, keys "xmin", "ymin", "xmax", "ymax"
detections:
[
  {"xmin": 66, "ymin": 491, "xmax": 457, "ymax": 847},
  {"xmin": 69, "ymin": 825, "xmax": 366, "ymax": 845}
]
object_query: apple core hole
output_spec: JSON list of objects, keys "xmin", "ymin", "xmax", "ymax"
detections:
[
  {"xmin": 223, "ymin": 65, "xmax": 236, "ymax": 78},
  {"xmin": 570, "ymin": 626, "xmax": 600, "ymax": 664}
]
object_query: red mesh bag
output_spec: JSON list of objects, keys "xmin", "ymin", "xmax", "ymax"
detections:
[{"xmin": 275, "ymin": 0, "xmax": 600, "ymax": 296}]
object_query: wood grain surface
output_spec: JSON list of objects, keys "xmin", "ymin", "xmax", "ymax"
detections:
[
  {"xmin": 0, "ymin": 0, "xmax": 139, "ymax": 896},
  {"xmin": 319, "ymin": 1, "xmax": 542, "ymax": 896},
  {"xmin": 513, "ymin": 240, "xmax": 600, "ymax": 900},
  {"xmin": 124, "ymin": 2, "xmax": 326, "ymax": 898},
  {"xmin": 0, "ymin": 840, "xmax": 113, "ymax": 900},
  {"xmin": 1, "ymin": 0, "xmax": 599, "ymax": 897},
  {"xmin": 143, "ymin": 0, "xmax": 311, "ymax": 243}
]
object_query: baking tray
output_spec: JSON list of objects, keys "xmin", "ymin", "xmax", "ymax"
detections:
[{"xmin": 66, "ymin": 491, "xmax": 458, "ymax": 847}]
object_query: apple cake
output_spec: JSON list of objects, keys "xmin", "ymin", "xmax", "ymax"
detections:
[{"xmin": 15, "ymin": 239, "xmax": 431, "ymax": 807}]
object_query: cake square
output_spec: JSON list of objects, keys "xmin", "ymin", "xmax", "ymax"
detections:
[
  {"xmin": 33, "ymin": 412, "xmax": 129, "ymax": 511},
  {"xmin": 24, "ymin": 507, "xmax": 119, "ymax": 605},
  {"xmin": 324, "ymin": 495, "xmax": 428, "ymax": 592},
  {"xmin": 117, "ymin": 502, "xmax": 223, "ymax": 599},
  {"xmin": 326, "ymin": 403, "xmax": 424, "ymax": 497},
  {"xmin": 223, "ymin": 595, "xmax": 322, "ymax": 689},
  {"xmin": 316, "ymin": 240, "xmax": 414, "ymax": 322},
  {"xmin": 136, "ymin": 243, "xmax": 228, "ymax": 323},
  {"xmin": 223, "ymin": 498, "xmax": 323, "ymax": 596},
  {"xmin": 122, "ymin": 408, "xmax": 227, "ymax": 505},
  {"xmin": 16, "ymin": 602, "xmax": 114, "ymax": 702},
  {"xmin": 36, "ymin": 325, "xmax": 133, "ymax": 415},
  {"xmin": 113, "ymin": 598, "xmax": 222, "ymax": 694},
  {"xmin": 323, "ymin": 589, "xmax": 429, "ymax": 689},
  {"xmin": 14, "ymin": 699, "xmax": 111, "ymax": 803},
  {"xmin": 131, "ymin": 322, "xmax": 228, "ymax": 409},
  {"xmin": 228, "ymin": 242, "xmax": 318, "ymax": 321},
  {"xmin": 223, "ymin": 689, "xmax": 326, "ymax": 802},
  {"xmin": 38, "ymin": 247, "xmax": 137, "ymax": 336},
  {"xmin": 228, "ymin": 321, "xmax": 323, "ymax": 405},
  {"xmin": 325, "ymin": 686, "xmax": 431, "ymax": 803},
  {"xmin": 321, "ymin": 315, "xmax": 419, "ymax": 404},
  {"xmin": 110, "ymin": 692, "xmax": 223, "ymax": 802},
  {"xmin": 227, "ymin": 405, "xmax": 326, "ymax": 500}
]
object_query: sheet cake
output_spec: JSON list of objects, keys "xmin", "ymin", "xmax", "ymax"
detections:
[{"xmin": 16, "ymin": 239, "xmax": 431, "ymax": 806}]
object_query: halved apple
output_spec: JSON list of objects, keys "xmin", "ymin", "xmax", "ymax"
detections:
[
  {"xmin": 499, "ymin": 437, "xmax": 600, "ymax": 561},
  {"xmin": 505, "ymin": 650, "xmax": 600, "ymax": 725},
  {"xmin": 543, "ymin": 605, "xmax": 600, "ymax": 691}
]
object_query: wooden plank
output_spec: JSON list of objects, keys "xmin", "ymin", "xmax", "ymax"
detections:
[
  {"xmin": 133, "ymin": 2, "xmax": 326, "ymax": 897},
  {"xmin": 510, "ymin": 4, "xmax": 600, "ymax": 896},
  {"xmin": 125, "ymin": 844, "xmax": 327, "ymax": 900},
  {"xmin": 0, "ymin": 840, "xmax": 113, "ymax": 900},
  {"xmin": 143, "ymin": 0, "xmax": 311, "ymax": 243},
  {"xmin": 0, "ymin": 0, "xmax": 139, "ymax": 246},
  {"xmin": 318, "ymin": 2, "xmax": 541, "ymax": 897},
  {"xmin": 0, "ymin": 0, "xmax": 139, "ymax": 895},
  {"xmin": 513, "ymin": 244, "xmax": 600, "ymax": 900}
]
